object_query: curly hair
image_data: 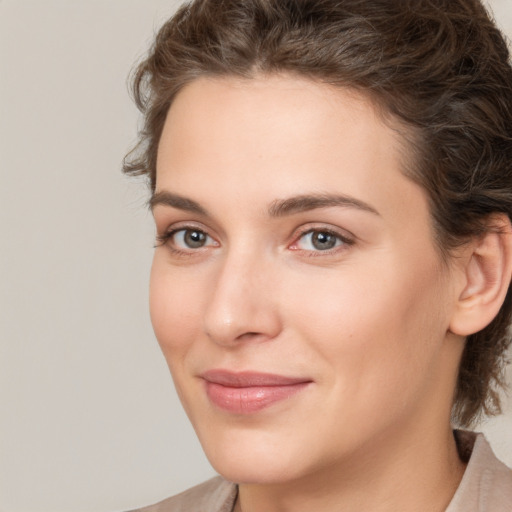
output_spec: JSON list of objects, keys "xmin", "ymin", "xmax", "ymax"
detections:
[{"xmin": 123, "ymin": 0, "xmax": 512, "ymax": 427}]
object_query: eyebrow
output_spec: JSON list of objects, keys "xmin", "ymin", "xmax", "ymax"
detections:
[
  {"xmin": 149, "ymin": 191, "xmax": 208, "ymax": 215},
  {"xmin": 268, "ymin": 193, "xmax": 380, "ymax": 217},
  {"xmin": 150, "ymin": 191, "xmax": 380, "ymax": 217}
]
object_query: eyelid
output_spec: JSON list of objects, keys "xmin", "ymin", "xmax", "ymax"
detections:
[
  {"xmin": 155, "ymin": 222, "xmax": 220, "ymax": 251},
  {"xmin": 159, "ymin": 228, "xmax": 216, "ymax": 246},
  {"xmin": 288, "ymin": 224, "xmax": 355, "ymax": 253}
]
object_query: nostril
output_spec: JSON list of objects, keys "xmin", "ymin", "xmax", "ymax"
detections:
[{"xmin": 236, "ymin": 331, "xmax": 264, "ymax": 341}]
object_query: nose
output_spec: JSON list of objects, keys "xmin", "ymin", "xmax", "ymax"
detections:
[{"xmin": 203, "ymin": 249, "xmax": 282, "ymax": 346}]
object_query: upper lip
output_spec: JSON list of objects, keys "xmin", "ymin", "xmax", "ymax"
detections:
[{"xmin": 201, "ymin": 370, "xmax": 312, "ymax": 387}]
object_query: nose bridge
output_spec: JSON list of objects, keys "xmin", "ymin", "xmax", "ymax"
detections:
[{"xmin": 203, "ymin": 243, "xmax": 280, "ymax": 345}]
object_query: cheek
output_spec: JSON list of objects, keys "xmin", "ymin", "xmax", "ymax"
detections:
[
  {"xmin": 284, "ymin": 253, "xmax": 449, "ymax": 399},
  {"xmin": 149, "ymin": 255, "xmax": 205, "ymax": 359}
]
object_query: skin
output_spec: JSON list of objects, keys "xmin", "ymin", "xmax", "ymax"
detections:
[{"xmin": 150, "ymin": 75, "xmax": 469, "ymax": 511}]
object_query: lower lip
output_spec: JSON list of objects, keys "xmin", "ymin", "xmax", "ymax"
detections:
[{"xmin": 204, "ymin": 381, "xmax": 310, "ymax": 414}]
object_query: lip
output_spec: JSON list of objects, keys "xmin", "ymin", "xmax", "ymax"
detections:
[{"xmin": 201, "ymin": 370, "xmax": 312, "ymax": 414}]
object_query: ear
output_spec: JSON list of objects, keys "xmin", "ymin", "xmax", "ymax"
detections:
[{"xmin": 449, "ymin": 214, "xmax": 512, "ymax": 337}]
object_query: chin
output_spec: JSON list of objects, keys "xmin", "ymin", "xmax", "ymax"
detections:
[
  {"xmin": 198, "ymin": 427, "xmax": 308, "ymax": 484},
  {"xmin": 210, "ymin": 457, "xmax": 300, "ymax": 485}
]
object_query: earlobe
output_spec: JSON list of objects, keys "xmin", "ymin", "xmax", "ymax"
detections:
[{"xmin": 449, "ymin": 214, "xmax": 512, "ymax": 337}]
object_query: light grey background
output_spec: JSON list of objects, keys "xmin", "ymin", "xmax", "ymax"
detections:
[{"xmin": 1, "ymin": 1, "xmax": 511, "ymax": 511}]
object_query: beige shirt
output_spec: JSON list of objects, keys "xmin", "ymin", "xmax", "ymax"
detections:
[{"xmin": 131, "ymin": 432, "xmax": 512, "ymax": 512}]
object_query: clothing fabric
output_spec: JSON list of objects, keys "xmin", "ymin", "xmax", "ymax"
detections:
[
  {"xmin": 130, "ymin": 432, "xmax": 512, "ymax": 512},
  {"xmin": 446, "ymin": 431, "xmax": 512, "ymax": 511},
  {"xmin": 129, "ymin": 477, "xmax": 236, "ymax": 512}
]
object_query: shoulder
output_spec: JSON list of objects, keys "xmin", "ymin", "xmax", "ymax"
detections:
[
  {"xmin": 128, "ymin": 476, "xmax": 237, "ymax": 512},
  {"xmin": 447, "ymin": 431, "xmax": 512, "ymax": 512}
]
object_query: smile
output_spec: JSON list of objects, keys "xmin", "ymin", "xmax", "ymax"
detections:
[{"xmin": 201, "ymin": 370, "xmax": 312, "ymax": 414}]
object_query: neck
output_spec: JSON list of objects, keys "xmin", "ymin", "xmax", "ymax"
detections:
[{"xmin": 236, "ymin": 422, "xmax": 466, "ymax": 512}]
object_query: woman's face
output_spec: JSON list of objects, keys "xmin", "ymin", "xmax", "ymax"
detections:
[{"xmin": 150, "ymin": 75, "xmax": 464, "ymax": 484}]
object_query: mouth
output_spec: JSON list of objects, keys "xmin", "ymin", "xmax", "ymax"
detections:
[{"xmin": 201, "ymin": 370, "xmax": 312, "ymax": 414}]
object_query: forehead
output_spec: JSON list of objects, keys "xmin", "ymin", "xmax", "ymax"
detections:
[
  {"xmin": 155, "ymin": 75, "xmax": 426, "ymax": 225},
  {"xmin": 158, "ymin": 75, "xmax": 404, "ymax": 174}
]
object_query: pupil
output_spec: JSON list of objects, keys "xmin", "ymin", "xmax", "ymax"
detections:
[
  {"xmin": 185, "ymin": 230, "xmax": 206, "ymax": 248},
  {"xmin": 312, "ymin": 232, "xmax": 336, "ymax": 250}
]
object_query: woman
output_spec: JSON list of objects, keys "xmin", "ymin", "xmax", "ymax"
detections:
[{"xmin": 125, "ymin": 0, "xmax": 512, "ymax": 510}]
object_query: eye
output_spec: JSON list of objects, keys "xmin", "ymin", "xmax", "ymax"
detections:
[
  {"xmin": 158, "ymin": 228, "xmax": 218, "ymax": 250},
  {"xmin": 292, "ymin": 229, "xmax": 350, "ymax": 252},
  {"xmin": 173, "ymin": 228, "xmax": 216, "ymax": 249}
]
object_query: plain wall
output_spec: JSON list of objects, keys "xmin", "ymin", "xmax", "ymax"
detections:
[{"xmin": 1, "ymin": 1, "xmax": 511, "ymax": 511}]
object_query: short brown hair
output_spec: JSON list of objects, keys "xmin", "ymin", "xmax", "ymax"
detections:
[{"xmin": 123, "ymin": 0, "xmax": 512, "ymax": 427}]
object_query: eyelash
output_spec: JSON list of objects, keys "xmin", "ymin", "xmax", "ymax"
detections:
[
  {"xmin": 289, "ymin": 227, "xmax": 354, "ymax": 256},
  {"xmin": 155, "ymin": 226, "xmax": 217, "ymax": 255},
  {"xmin": 155, "ymin": 225, "xmax": 354, "ymax": 257}
]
